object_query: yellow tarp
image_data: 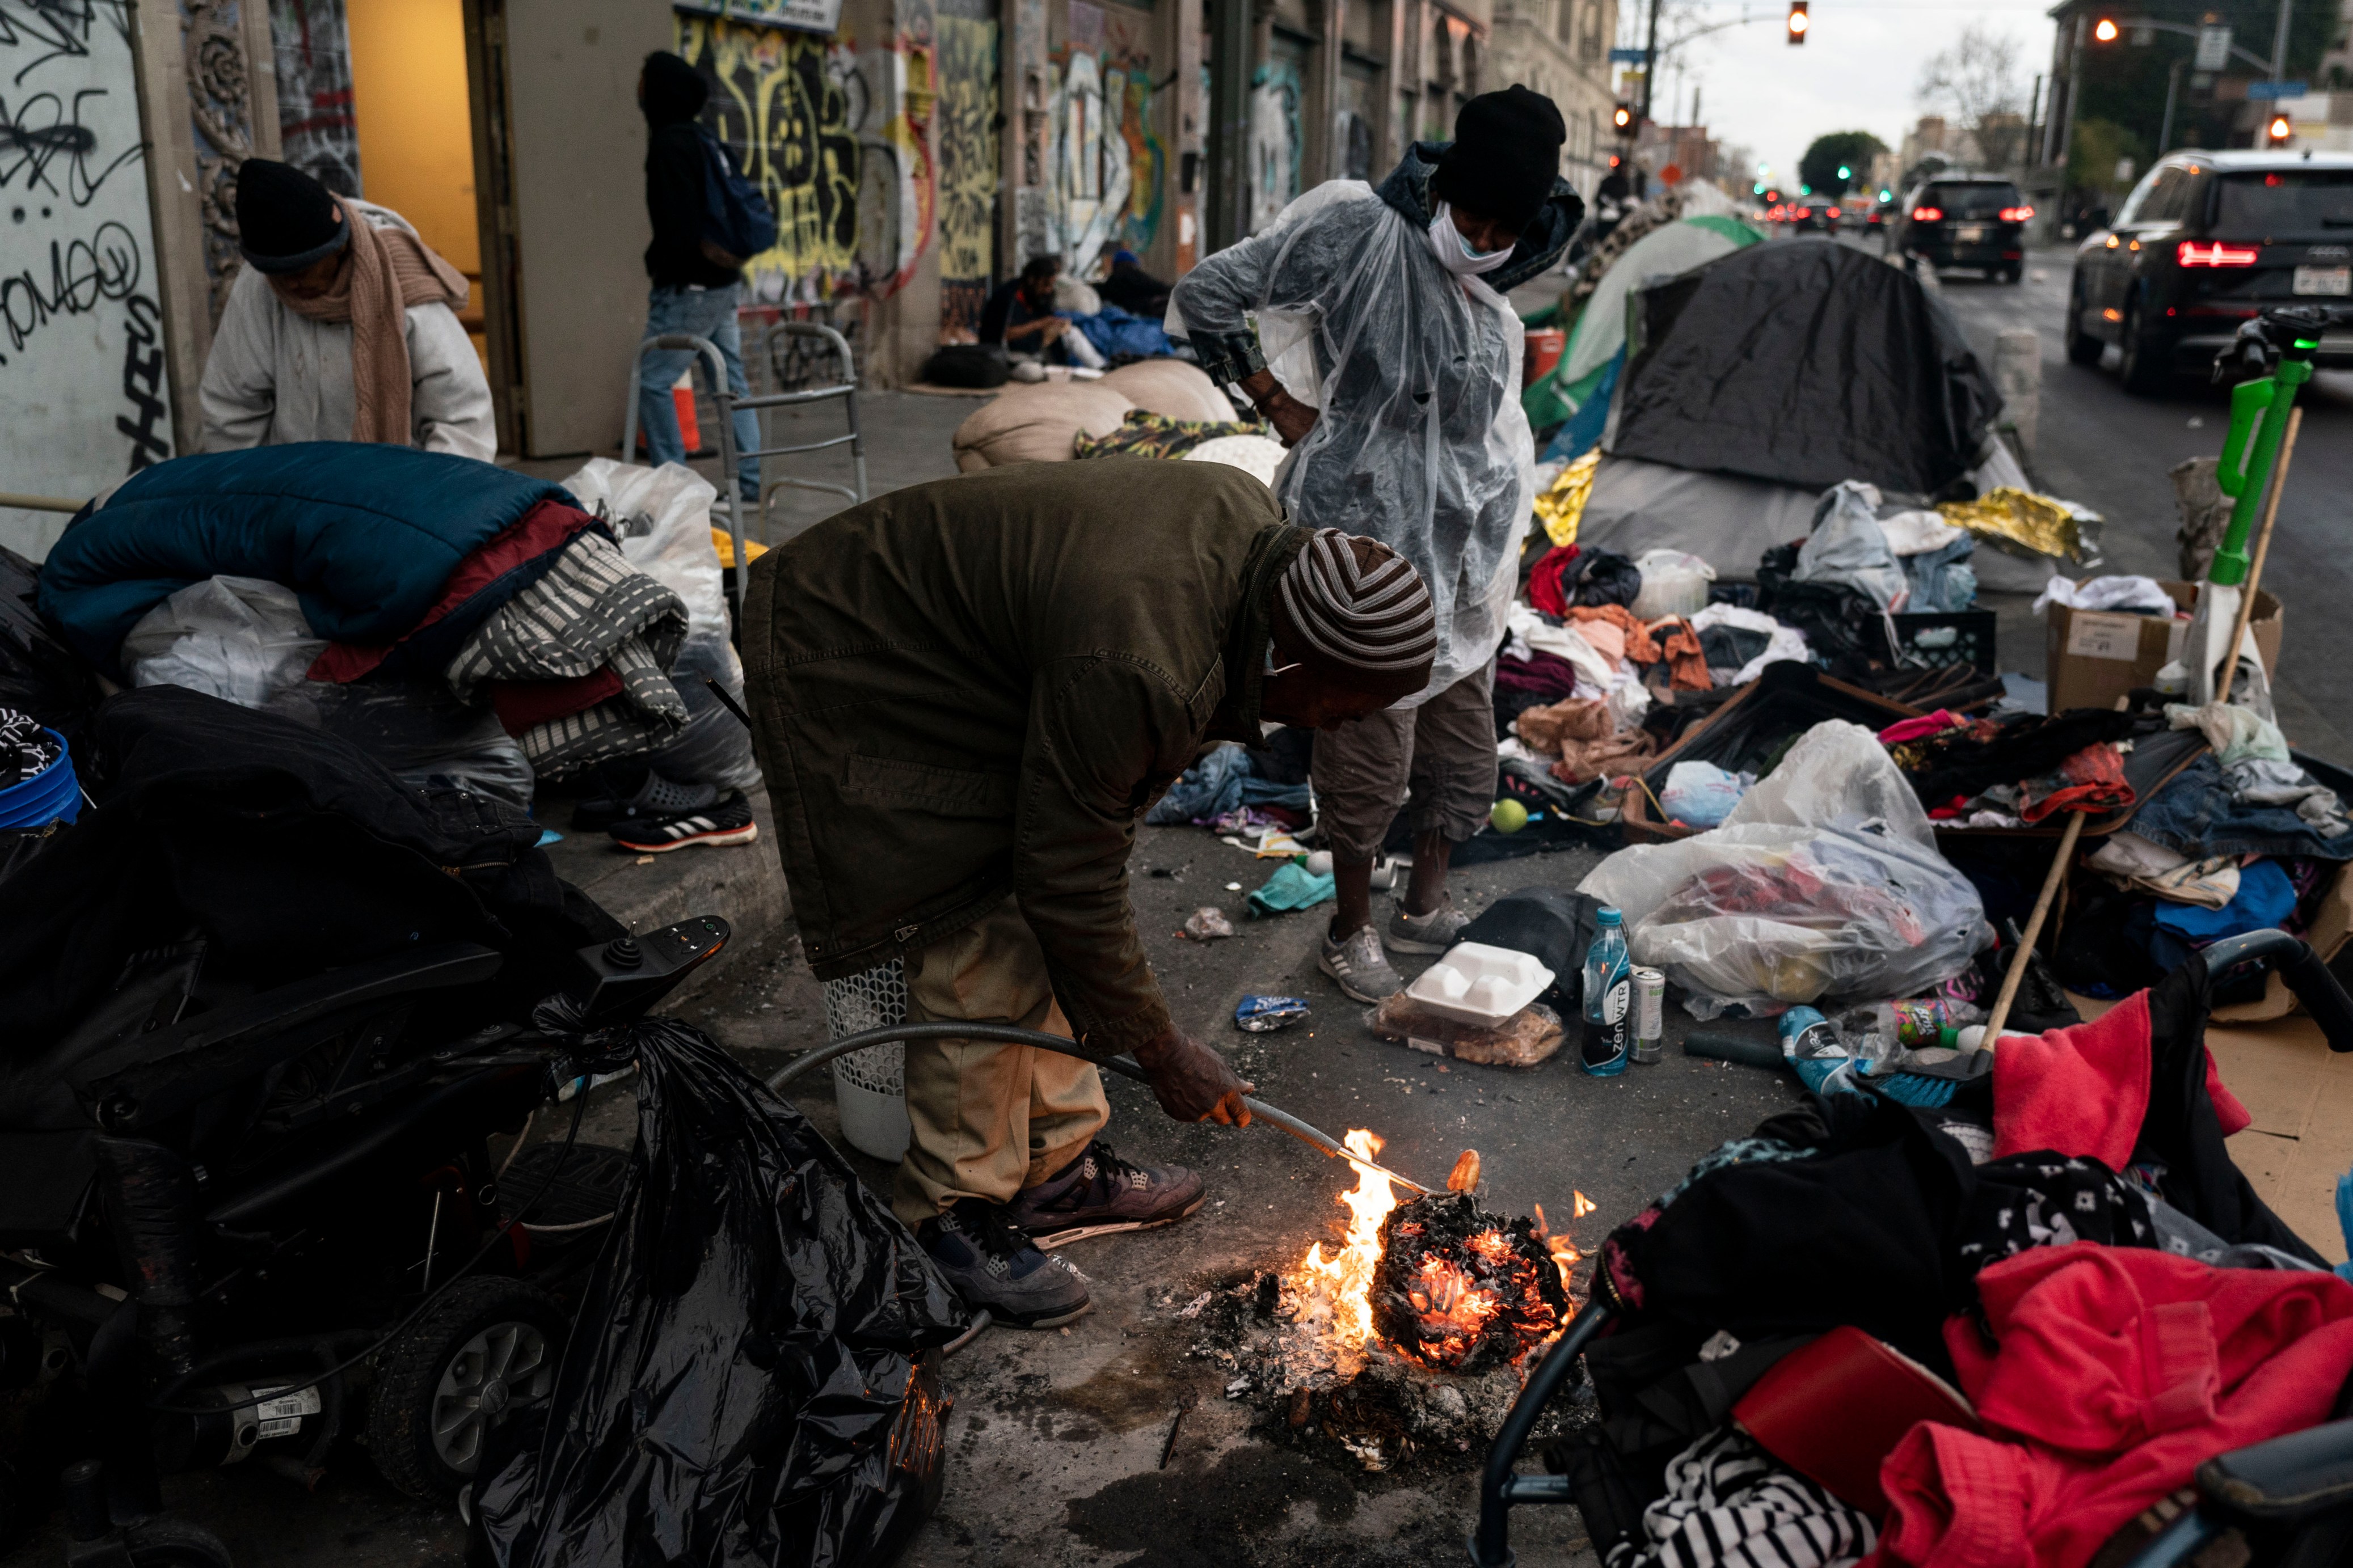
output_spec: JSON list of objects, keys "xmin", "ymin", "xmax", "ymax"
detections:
[
  {"xmin": 1532, "ymin": 450, "xmax": 1601, "ymax": 548},
  {"xmin": 1938, "ymin": 487, "xmax": 2087, "ymax": 563}
]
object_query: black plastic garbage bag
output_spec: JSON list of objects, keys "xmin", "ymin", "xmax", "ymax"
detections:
[
  {"xmin": 474, "ymin": 1018, "xmax": 973, "ymax": 1568},
  {"xmin": 1, "ymin": 546, "xmax": 100, "ymax": 736}
]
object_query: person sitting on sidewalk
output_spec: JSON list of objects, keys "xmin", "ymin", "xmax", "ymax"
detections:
[
  {"xmin": 1170, "ymin": 84, "xmax": 1582, "ymax": 1004},
  {"xmin": 741, "ymin": 459, "xmax": 1434, "ymax": 1327},
  {"xmin": 635, "ymin": 50, "xmax": 761, "ymax": 504},
  {"xmin": 979, "ymin": 255, "xmax": 1107, "ymax": 372},
  {"xmin": 200, "ymin": 158, "xmax": 494, "ymax": 459}
]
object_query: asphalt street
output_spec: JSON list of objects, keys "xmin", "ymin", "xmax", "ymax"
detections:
[{"xmin": 1917, "ymin": 237, "xmax": 2353, "ymax": 764}]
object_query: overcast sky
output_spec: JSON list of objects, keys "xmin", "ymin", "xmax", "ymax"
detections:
[{"xmin": 1630, "ymin": 0, "xmax": 2063, "ymax": 188}]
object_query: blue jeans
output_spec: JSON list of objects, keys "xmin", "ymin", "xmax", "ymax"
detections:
[{"xmin": 638, "ymin": 284, "xmax": 761, "ymax": 501}]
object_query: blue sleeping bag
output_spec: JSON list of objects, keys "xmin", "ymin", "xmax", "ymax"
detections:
[{"xmin": 38, "ymin": 444, "xmax": 570, "ymax": 674}]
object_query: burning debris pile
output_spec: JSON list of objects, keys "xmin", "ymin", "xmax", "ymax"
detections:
[
  {"xmin": 1165, "ymin": 1131, "xmax": 1591, "ymax": 1470},
  {"xmin": 1371, "ymin": 1194, "xmax": 1572, "ymax": 1374}
]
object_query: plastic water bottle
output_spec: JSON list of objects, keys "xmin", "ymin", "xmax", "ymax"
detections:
[
  {"xmin": 1780, "ymin": 1005, "xmax": 1859, "ymax": 1096},
  {"xmin": 1581, "ymin": 908, "xmax": 1633, "ymax": 1077}
]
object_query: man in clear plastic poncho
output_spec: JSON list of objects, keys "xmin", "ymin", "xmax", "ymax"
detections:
[{"xmin": 1171, "ymin": 85, "xmax": 1582, "ymax": 1002}]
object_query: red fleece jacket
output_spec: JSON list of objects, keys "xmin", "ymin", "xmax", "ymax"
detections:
[
  {"xmin": 1990, "ymin": 990, "xmax": 2251, "ymax": 1169},
  {"xmin": 1868, "ymin": 1245, "xmax": 2353, "ymax": 1568}
]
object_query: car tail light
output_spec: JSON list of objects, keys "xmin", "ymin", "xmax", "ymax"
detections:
[
  {"xmin": 1911, "ymin": 206, "xmax": 1943, "ymax": 221},
  {"xmin": 2178, "ymin": 240, "xmax": 2259, "ymax": 267},
  {"xmin": 1998, "ymin": 205, "xmax": 2034, "ymax": 222}
]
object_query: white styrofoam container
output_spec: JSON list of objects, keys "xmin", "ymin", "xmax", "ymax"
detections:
[{"xmin": 1403, "ymin": 941, "xmax": 1557, "ymax": 1026}]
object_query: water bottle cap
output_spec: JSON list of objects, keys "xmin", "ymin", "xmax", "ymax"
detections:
[{"xmin": 1597, "ymin": 907, "xmax": 1622, "ymax": 927}]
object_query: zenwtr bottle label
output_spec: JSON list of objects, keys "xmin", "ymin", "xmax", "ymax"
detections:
[{"xmin": 1583, "ymin": 977, "xmax": 1630, "ymax": 1069}]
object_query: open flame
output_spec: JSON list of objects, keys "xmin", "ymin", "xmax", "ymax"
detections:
[
  {"xmin": 1289, "ymin": 1129, "xmax": 1585, "ymax": 1373},
  {"xmin": 1289, "ymin": 1129, "xmax": 1401, "ymax": 1349}
]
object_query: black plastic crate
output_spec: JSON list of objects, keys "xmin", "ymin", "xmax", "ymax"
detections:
[{"xmin": 1881, "ymin": 610, "xmax": 1997, "ymax": 675}]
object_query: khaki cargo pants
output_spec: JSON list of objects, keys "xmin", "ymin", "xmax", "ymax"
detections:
[{"xmin": 891, "ymin": 899, "xmax": 1110, "ymax": 1228}]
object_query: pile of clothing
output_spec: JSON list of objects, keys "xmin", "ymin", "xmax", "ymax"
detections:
[
  {"xmin": 32, "ymin": 445, "xmax": 757, "ymax": 826},
  {"xmin": 1563, "ymin": 951, "xmax": 2352, "ymax": 1568}
]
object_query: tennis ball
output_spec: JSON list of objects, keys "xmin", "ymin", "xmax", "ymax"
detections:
[{"xmin": 1490, "ymin": 797, "xmax": 1529, "ymax": 834}]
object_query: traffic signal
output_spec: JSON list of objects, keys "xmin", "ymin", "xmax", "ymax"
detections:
[
  {"xmin": 2266, "ymin": 113, "xmax": 2293, "ymax": 145},
  {"xmin": 1613, "ymin": 102, "xmax": 1634, "ymax": 133},
  {"xmin": 2093, "ymin": 16, "xmax": 2119, "ymax": 40},
  {"xmin": 1786, "ymin": 1, "xmax": 1807, "ymax": 43}
]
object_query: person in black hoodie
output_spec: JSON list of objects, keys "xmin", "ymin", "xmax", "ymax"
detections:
[{"xmin": 636, "ymin": 50, "xmax": 761, "ymax": 502}]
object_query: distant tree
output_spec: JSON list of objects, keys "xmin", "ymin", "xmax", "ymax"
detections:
[
  {"xmin": 1917, "ymin": 24, "xmax": 2028, "ymax": 171},
  {"xmin": 1798, "ymin": 131, "xmax": 1887, "ymax": 198},
  {"xmin": 2067, "ymin": 118, "xmax": 2148, "ymax": 201}
]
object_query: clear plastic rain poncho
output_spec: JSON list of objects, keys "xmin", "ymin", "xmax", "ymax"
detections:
[{"xmin": 1170, "ymin": 183, "xmax": 1535, "ymax": 706}]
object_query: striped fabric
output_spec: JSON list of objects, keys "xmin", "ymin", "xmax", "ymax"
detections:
[
  {"xmin": 1612, "ymin": 1426, "xmax": 1874, "ymax": 1568},
  {"xmin": 1277, "ymin": 527, "xmax": 1437, "ymax": 675},
  {"xmin": 445, "ymin": 527, "xmax": 688, "ymax": 778}
]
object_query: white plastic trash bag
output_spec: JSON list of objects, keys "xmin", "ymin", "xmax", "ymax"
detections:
[
  {"xmin": 1795, "ymin": 481, "xmax": 1909, "ymax": 611},
  {"xmin": 1579, "ymin": 721, "xmax": 1992, "ymax": 1013},
  {"xmin": 559, "ymin": 458, "xmax": 760, "ymax": 789},
  {"xmin": 121, "ymin": 576, "xmax": 327, "ymax": 711}
]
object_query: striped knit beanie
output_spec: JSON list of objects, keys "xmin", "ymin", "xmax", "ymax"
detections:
[{"xmin": 1277, "ymin": 529, "xmax": 1437, "ymax": 675}]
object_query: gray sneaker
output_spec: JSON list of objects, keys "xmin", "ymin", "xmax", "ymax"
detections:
[
  {"xmin": 1006, "ymin": 1140, "xmax": 1206, "ymax": 1246},
  {"xmin": 1386, "ymin": 894, "xmax": 1475, "ymax": 955},
  {"xmin": 917, "ymin": 1198, "xmax": 1092, "ymax": 1329},
  {"xmin": 1321, "ymin": 923, "xmax": 1404, "ymax": 1003}
]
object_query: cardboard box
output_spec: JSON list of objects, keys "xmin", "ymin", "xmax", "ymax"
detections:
[{"xmin": 2044, "ymin": 579, "xmax": 2281, "ymax": 714}]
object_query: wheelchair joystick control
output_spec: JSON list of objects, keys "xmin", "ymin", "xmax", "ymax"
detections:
[{"xmin": 604, "ymin": 937, "xmax": 643, "ymax": 970}]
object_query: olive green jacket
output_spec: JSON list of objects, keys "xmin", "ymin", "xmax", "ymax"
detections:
[{"xmin": 741, "ymin": 458, "xmax": 1305, "ymax": 1056}]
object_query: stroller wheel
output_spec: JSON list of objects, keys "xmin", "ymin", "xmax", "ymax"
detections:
[
  {"xmin": 365, "ymin": 1278, "xmax": 567, "ymax": 1499},
  {"xmin": 119, "ymin": 1520, "xmax": 237, "ymax": 1568}
]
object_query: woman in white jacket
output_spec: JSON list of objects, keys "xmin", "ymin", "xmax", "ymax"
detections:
[{"xmin": 200, "ymin": 158, "xmax": 495, "ymax": 460}]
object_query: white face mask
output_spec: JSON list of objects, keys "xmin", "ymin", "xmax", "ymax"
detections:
[{"xmin": 1426, "ymin": 201, "xmax": 1515, "ymax": 277}]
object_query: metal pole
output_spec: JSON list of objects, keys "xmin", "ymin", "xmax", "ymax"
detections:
[
  {"xmin": 1207, "ymin": 0, "xmax": 1253, "ymax": 251},
  {"xmin": 1640, "ymin": 0, "xmax": 1662, "ymax": 126},
  {"xmin": 2158, "ymin": 57, "xmax": 2182, "ymax": 153},
  {"xmin": 2270, "ymin": 0, "xmax": 2293, "ymax": 82},
  {"xmin": 2026, "ymin": 74, "xmax": 2043, "ymax": 167},
  {"xmin": 2057, "ymin": 14, "xmax": 2085, "ymax": 176}
]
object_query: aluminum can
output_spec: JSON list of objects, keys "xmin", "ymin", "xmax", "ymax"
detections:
[{"xmin": 1630, "ymin": 966, "xmax": 1665, "ymax": 1064}]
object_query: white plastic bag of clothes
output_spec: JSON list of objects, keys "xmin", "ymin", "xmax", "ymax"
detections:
[
  {"xmin": 120, "ymin": 576, "xmax": 327, "ymax": 710},
  {"xmin": 1169, "ymin": 180, "xmax": 1533, "ymax": 707},
  {"xmin": 559, "ymin": 458, "xmax": 761, "ymax": 789},
  {"xmin": 1795, "ymin": 481, "xmax": 1909, "ymax": 611},
  {"xmin": 1579, "ymin": 721, "xmax": 1992, "ymax": 1013}
]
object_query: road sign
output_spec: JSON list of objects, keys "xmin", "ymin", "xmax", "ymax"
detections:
[
  {"xmin": 2247, "ymin": 80, "xmax": 2308, "ymax": 99},
  {"xmin": 1608, "ymin": 46, "xmax": 1648, "ymax": 62},
  {"xmin": 2193, "ymin": 24, "xmax": 2231, "ymax": 70}
]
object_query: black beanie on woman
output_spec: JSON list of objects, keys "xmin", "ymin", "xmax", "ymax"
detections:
[
  {"xmin": 1433, "ymin": 84, "xmax": 1567, "ymax": 235},
  {"xmin": 235, "ymin": 158, "xmax": 349, "ymax": 273}
]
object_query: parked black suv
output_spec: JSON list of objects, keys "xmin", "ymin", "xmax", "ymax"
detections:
[
  {"xmin": 2068, "ymin": 150, "xmax": 2353, "ymax": 394},
  {"xmin": 1894, "ymin": 176, "xmax": 2032, "ymax": 281}
]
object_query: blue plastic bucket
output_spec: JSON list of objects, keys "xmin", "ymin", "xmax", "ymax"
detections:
[{"xmin": 0, "ymin": 730, "xmax": 80, "ymax": 830}]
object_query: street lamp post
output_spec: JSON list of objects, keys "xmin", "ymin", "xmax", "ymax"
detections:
[{"xmin": 2158, "ymin": 56, "xmax": 2184, "ymax": 154}]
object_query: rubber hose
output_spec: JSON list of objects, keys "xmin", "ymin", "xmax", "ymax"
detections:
[{"xmin": 767, "ymin": 1022, "xmax": 1435, "ymax": 1195}]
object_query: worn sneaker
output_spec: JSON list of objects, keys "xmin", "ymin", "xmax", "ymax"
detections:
[
  {"xmin": 1006, "ymin": 1140, "xmax": 1207, "ymax": 1247},
  {"xmin": 1320, "ymin": 923, "xmax": 1404, "ymax": 1003},
  {"xmin": 1385, "ymin": 894, "xmax": 1475, "ymax": 955},
  {"xmin": 608, "ymin": 790, "xmax": 757, "ymax": 852},
  {"xmin": 917, "ymin": 1198, "xmax": 1092, "ymax": 1329},
  {"xmin": 574, "ymin": 770, "xmax": 719, "ymax": 833}
]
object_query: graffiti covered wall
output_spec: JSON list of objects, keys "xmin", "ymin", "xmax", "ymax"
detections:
[
  {"xmin": 271, "ymin": 0, "xmax": 360, "ymax": 196},
  {"xmin": 1247, "ymin": 58, "xmax": 1300, "ymax": 233},
  {"xmin": 933, "ymin": 0, "xmax": 996, "ymax": 338},
  {"xmin": 1034, "ymin": 0, "xmax": 1161, "ymax": 277},
  {"xmin": 0, "ymin": 0, "xmax": 174, "ymax": 557}
]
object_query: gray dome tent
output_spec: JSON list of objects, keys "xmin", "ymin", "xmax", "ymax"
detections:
[{"xmin": 1609, "ymin": 238, "xmax": 2001, "ymax": 497}]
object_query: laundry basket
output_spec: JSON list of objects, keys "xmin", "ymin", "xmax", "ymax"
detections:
[{"xmin": 820, "ymin": 959, "xmax": 912, "ymax": 1161}]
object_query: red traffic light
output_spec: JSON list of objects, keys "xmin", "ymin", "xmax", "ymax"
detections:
[
  {"xmin": 1612, "ymin": 102, "xmax": 1634, "ymax": 132},
  {"xmin": 1786, "ymin": 1, "xmax": 1808, "ymax": 42},
  {"xmin": 2266, "ymin": 114, "xmax": 2293, "ymax": 145},
  {"xmin": 2093, "ymin": 16, "xmax": 2119, "ymax": 41}
]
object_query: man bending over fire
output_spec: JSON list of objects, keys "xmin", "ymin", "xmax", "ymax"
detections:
[{"xmin": 741, "ymin": 459, "xmax": 1436, "ymax": 1327}]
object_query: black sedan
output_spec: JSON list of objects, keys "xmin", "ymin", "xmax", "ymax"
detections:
[
  {"xmin": 2068, "ymin": 149, "xmax": 2353, "ymax": 393},
  {"xmin": 1790, "ymin": 198, "xmax": 1840, "ymax": 234},
  {"xmin": 1894, "ymin": 176, "xmax": 2031, "ymax": 282}
]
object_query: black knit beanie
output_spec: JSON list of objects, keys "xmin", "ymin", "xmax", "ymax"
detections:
[
  {"xmin": 235, "ymin": 158, "xmax": 349, "ymax": 273},
  {"xmin": 1435, "ymin": 84, "xmax": 1567, "ymax": 234}
]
